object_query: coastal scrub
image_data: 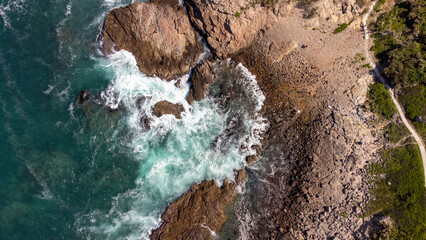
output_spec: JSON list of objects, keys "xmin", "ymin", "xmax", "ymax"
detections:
[{"xmin": 368, "ymin": 83, "xmax": 397, "ymax": 119}]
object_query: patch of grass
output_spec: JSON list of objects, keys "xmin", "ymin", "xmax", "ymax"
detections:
[
  {"xmin": 362, "ymin": 63, "xmax": 371, "ymax": 68},
  {"xmin": 234, "ymin": 12, "xmax": 241, "ymax": 18},
  {"xmin": 340, "ymin": 212, "xmax": 347, "ymax": 217},
  {"xmin": 367, "ymin": 145, "xmax": 426, "ymax": 239},
  {"xmin": 368, "ymin": 83, "xmax": 397, "ymax": 119},
  {"xmin": 384, "ymin": 123, "xmax": 409, "ymax": 143},
  {"xmin": 352, "ymin": 53, "xmax": 366, "ymax": 63},
  {"xmin": 333, "ymin": 23, "xmax": 349, "ymax": 34},
  {"xmin": 399, "ymin": 85, "xmax": 426, "ymax": 140},
  {"xmin": 374, "ymin": 0, "xmax": 387, "ymax": 12}
]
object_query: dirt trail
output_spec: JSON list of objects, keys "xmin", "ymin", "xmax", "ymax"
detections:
[{"xmin": 363, "ymin": 0, "xmax": 426, "ymax": 186}]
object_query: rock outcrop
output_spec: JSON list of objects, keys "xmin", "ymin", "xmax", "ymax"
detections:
[
  {"xmin": 102, "ymin": 0, "xmax": 202, "ymax": 80},
  {"xmin": 186, "ymin": 59, "xmax": 215, "ymax": 104},
  {"xmin": 184, "ymin": 0, "xmax": 277, "ymax": 58},
  {"xmin": 150, "ymin": 179, "xmax": 238, "ymax": 240},
  {"xmin": 152, "ymin": 101, "xmax": 184, "ymax": 119}
]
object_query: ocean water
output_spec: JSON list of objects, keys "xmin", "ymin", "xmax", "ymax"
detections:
[{"xmin": 0, "ymin": 0, "xmax": 266, "ymax": 239}]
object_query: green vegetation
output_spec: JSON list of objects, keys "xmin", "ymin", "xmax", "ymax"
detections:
[
  {"xmin": 399, "ymin": 85, "xmax": 426, "ymax": 139},
  {"xmin": 374, "ymin": 0, "xmax": 387, "ymax": 12},
  {"xmin": 354, "ymin": 53, "xmax": 366, "ymax": 63},
  {"xmin": 367, "ymin": 145, "xmax": 426, "ymax": 239},
  {"xmin": 371, "ymin": 0, "xmax": 425, "ymax": 86},
  {"xmin": 384, "ymin": 123, "xmax": 409, "ymax": 143},
  {"xmin": 362, "ymin": 63, "xmax": 371, "ymax": 68},
  {"xmin": 333, "ymin": 23, "xmax": 349, "ymax": 34},
  {"xmin": 370, "ymin": 0, "xmax": 425, "ymax": 140},
  {"xmin": 370, "ymin": 34, "xmax": 397, "ymax": 62},
  {"xmin": 368, "ymin": 83, "xmax": 397, "ymax": 119},
  {"xmin": 234, "ymin": 12, "xmax": 241, "ymax": 18},
  {"xmin": 367, "ymin": 3, "xmax": 425, "ymax": 238}
]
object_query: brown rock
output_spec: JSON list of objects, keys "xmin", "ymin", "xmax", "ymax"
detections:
[
  {"xmin": 152, "ymin": 101, "xmax": 184, "ymax": 119},
  {"xmin": 150, "ymin": 179, "xmax": 237, "ymax": 240},
  {"xmin": 185, "ymin": 0, "xmax": 277, "ymax": 58},
  {"xmin": 187, "ymin": 59, "xmax": 215, "ymax": 104},
  {"xmin": 246, "ymin": 155, "xmax": 257, "ymax": 165},
  {"xmin": 102, "ymin": 0, "xmax": 202, "ymax": 80}
]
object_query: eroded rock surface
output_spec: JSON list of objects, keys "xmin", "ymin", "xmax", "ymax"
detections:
[
  {"xmin": 150, "ymin": 179, "xmax": 238, "ymax": 240},
  {"xmin": 102, "ymin": 0, "xmax": 202, "ymax": 80},
  {"xmin": 152, "ymin": 101, "xmax": 184, "ymax": 119},
  {"xmin": 186, "ymin": 59, "xmax": 215, "ymax": 104},
  {"xmin": 185, "ymin": 0, "xmax": 277, "ymax": 58}
]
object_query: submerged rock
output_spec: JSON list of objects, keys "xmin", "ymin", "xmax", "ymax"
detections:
[
  {"xmin": 102, "ymin": 0, "xmax": 202, "ymax": 80},
  {"xmin": 186, "ymin": 59, "xmax": 215, "ymax": 104},
  {"xmin": 78, "ymin": 90, "xmax": 93, "ymax": 105},
  {"xmin": 150, "ymin": 179, "xmax": 238, "ymax": 240},
  {"xmin": 152, "ymin": 101, "xmax": 184, "ymax": 119}
]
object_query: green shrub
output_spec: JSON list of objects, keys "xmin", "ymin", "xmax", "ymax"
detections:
[
  {"xmin": 234, "ymin": 12, "xmax": 241, "ymax": 18},
  {"xmin": 384, "ymin": 42, "xmax": 425, "ymax": 85},
  {"xmin": 368, "ymin": 145, "xmax": 426, "ymax": 239},
  {"xmin": 368, "ymin": 83, "xmax": 397, "ymax": 119},
  {"xmin": 370, "ymin": 35, "xmax": 398, "ymax": 62},
  {"xmin": 333, "ymin": 23, "xmax": 348, "ymax": 34},
  {"xmin": 374, "ymin": 0, "xmax": 387, "ymax": 12}
]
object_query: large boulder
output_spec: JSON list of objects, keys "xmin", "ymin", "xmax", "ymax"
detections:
[
  {"xmin": 184, "ymin": 0, "xmax": 277, "ymax": 58},
  {"xmin": 102, "ymin": 0, "xmax": 202, "ymax": 80},
  {"xmin": 152, "ymin": 101, "xmax": 185, "ymax": 119},
  {"xmin": 186, "ymin": 59, "xmax": 215, "ymax": 104},
  {"xmin": 150, "ymin": 179, "xmax": 237, "ymax": 240}
]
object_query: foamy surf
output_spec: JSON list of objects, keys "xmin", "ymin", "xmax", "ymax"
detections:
[{"xmin": 72, "ymin": 49, "xmax": 268, "ymax": 239}]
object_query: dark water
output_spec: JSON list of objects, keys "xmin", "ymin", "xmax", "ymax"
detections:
[{"xmin": 0, "ymin": 1, "xmax": 267, "ymax": 239}]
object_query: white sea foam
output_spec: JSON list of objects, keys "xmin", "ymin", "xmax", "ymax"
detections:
[
  {"xmin": 77, "ymin": 50, "xmax": 268, "ymax": 239},
  {"xmin": 26, "ymin": 164, "xmax": 54, "ymax": 201},
  {"xmin": 43, "ymin": 84, "xmax": 56, "ymax": 95},
  {"xmin": 56, "ymin": 82, "xmax": 71, "ymax": 102},
  {"xmin": 65, "ymin": 0, "xmax": 72, "ymax": 16},
  {"xmin": 0, "ymin": 0, "xmax": 27, "ymax": 29}
]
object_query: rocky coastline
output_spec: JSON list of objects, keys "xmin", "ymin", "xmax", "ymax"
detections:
[{"xmin": 100, "ymin": 0, "xmax": 384, "ymax": 239}]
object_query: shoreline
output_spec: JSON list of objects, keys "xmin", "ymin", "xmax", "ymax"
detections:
[{"xmin": 99, "ymin": 0, "xmax": 395, "ymax": 239}]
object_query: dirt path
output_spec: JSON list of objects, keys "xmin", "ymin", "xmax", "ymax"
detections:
[{"xmin": 363, "ymin": 0, "xmax": 426, "ymax": 186}]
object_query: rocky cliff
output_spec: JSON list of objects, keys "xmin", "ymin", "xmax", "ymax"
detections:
[{"xmin": 102, "ymin": 0, "xmax": 202, "ymax": 80}]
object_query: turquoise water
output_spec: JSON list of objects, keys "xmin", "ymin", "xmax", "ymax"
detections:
[{"xmin": 0, "ymin": 0, "xmax": 266, "ymax": 239}]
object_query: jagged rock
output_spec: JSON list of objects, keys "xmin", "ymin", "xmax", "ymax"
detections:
[
  {"xmin": 78, "ymin": 90, "xmax": 92, "ymax": 105},
  {"xmin": 186, "ymin": 59, "xmax": 215, "ymax": 104},
  {"xmin": 150, "ymin": 179, "xmax": 237, "ymax": 240},
  {"xmin": 102, "ymin": 0, "xmax": 202, "ymax": 80},
  {"xmin": 152, "ymin": 101, "xmax": 184, "ymax": 119},
  {"xmin": 246, "ymin": 155, "xmax": 257, "ymax": 165},
  {"xmin": 184, "ymin": 0, "xmax": 277, "ymax": 58}
]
